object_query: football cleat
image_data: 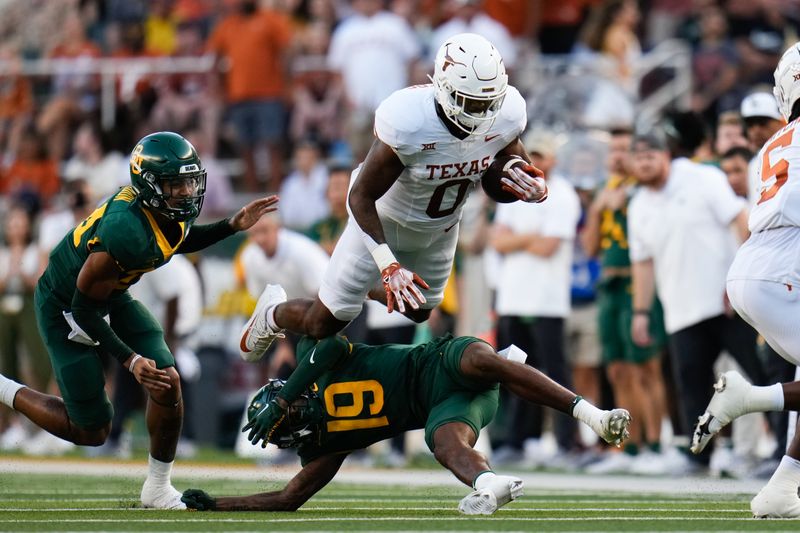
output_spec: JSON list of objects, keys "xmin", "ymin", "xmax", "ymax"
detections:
[
  {"xmin": 239, "ymin": 284, "xmax": 287, "ymax": 362},
  {"xmin": 691, "ymin": 371, "xmax": 752, "ymax": 454},
  {"xmin": 594, "ymin": 408, "xmax": 631, "ymax": 447},
  {"xmin": 751, "ymin": 482, "xmax": 800, "ymax": 518},
  {"xmin": 141, "ymin": 480, "xmax": 186, "ymax": 510},
  {"xmin": 458, "ymin": 475, "xmax": 523, "ymax": 515}
]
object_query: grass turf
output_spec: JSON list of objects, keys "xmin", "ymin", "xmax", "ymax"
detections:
[{"xmin": 0, "ymin": 472, "xmax": 798, "ymax": 532}]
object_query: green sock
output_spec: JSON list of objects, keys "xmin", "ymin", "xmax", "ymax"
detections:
[
  {"xmin": 623, "ymin": 443, "xmax": 639, "ymax": 456},
  {"xmin": 648, "ymin": 441, "xmax": 661, "ymax": 454}
]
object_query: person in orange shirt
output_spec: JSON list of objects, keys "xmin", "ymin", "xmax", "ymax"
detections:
[
  {"xmin": 0, "ymin": 46, "xmax": 32, "ymax": 163},
  {"xmin": 36, "ymin": 11, "xmax": 102, "ymax": 163},
  {"xmin": 208, "ymin": 0, "xmax": 293, "ymax": 192},
  {"xmin": 0, "ymin": 129, "xmax": 60, "ymax": 209}
]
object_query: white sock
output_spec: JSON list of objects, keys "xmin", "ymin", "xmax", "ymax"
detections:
[
  {"xmin": 768, "ymin": 455, "xmax": 800, "ymax": 488},
  {"xmin": 0, "ymin": 374, "xmax": 24, "ymax": 408},
  {"xmin": 572, "ymin": 398, "xmax": 604, "ymax": 429},
  {"xmin": 747, "ymin": 383, "xmax": 784, "ymax": 412},
  {"xmin": 266, "ymin": 305, "xmax": 280, "ymax": 331},
  {"xmin": 473, "ymin": 471, "xmax": 496, "ymax": 490},
  {"xmin": 147, "ymin": 455, "xmax": 174, "ymax": 487}
]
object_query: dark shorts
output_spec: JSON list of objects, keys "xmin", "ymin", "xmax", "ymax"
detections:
[
  {"xmin": 597, "ymin": 276, "xmax": 666, "ymax": 364},
  {"xmin": 228, "ymin": 99, "xmax": 285, "ymax": 146},
  {"xmin": 34, "ymin": 285, "xmax": 174, "ymax": 430},
  {"xmin": 422, "ymin": 336, "xmax": 500, "ymax": 451}
]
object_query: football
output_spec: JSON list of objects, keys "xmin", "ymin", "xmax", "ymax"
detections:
[{"xmin": 481, "ymin": 155, "xmax": 522, "ymax": 203}]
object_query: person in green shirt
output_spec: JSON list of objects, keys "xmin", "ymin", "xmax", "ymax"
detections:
[
  {"xmin": 0, "ymin": 131, "xmax": 278, "ymax": 509},
  {"xmin": 182, "ymin": 332, "xmax": 631, "ymax": 514}
]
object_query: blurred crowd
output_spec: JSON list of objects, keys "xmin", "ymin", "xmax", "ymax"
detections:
[{"xmin": 0, "ymin": 0, "xmax": 799, "ymax": 478}]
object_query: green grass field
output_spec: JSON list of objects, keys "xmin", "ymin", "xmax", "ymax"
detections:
[{"xmin": 1, "ymin": 471, "xmax": 799, "ymax": 532}]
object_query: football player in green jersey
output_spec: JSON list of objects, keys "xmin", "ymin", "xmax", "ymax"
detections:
[
  {"xmin": 0, "ymin": 131, "xmax": 278, "ymax": 510},
  {"xmin": 181, "ymin": 327, "xmax": 631, "ymax": 514}
]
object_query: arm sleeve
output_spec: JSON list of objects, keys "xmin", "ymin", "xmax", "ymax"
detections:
[
  {"xmin": 277, "ymin": 335, "xmax": 351, "ymax": 404},
  {"xmin": 177, "ymin": 218, "xmax": 235, "ymax": 254},
  {"xmin": 71, "ymin": 288, "xmax": 134, "ymax": 364}
]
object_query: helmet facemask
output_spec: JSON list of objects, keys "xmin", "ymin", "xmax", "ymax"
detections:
[{"xmin": 142, "ymin": 169, "xmax": 207, "ymax": 222}]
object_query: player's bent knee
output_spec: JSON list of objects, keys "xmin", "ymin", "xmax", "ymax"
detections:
[
  {"xmin": 461, "ymin": 343, "xmax": 504, "ymax": 379},
  {"xmin": 73, "ymin": 425, "xmax": 111, "ymax": 447},
  {"xmin": 150, "ymin": 367, "xmax": 182, "ymax": 405}
]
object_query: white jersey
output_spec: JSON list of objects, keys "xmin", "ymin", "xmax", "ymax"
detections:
[
  {"xmin": 370, "ymin": 84, "xmax": 526, "ymax": 232},
  {"xmin": 729, "ymin": 118, "xmax": 800, "ymax": 285},
  {"xmin": 748, "ymin": 118, "xmax": 800, "ymax": 232}
]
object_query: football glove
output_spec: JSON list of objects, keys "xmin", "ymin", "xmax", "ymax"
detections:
[
  {"xmin": 381, "ymin": 262, "xmax": 429, "ymax": 314},
  {"xmin": 242, "ymin": 398, "xmax": 286, "ymax": 448},
  {"xmin": 501, "ymin": 164, "xmax": 548, "ymax": 203},
  {"xmin": 181, "ymin": 489, "xmax": 216, "ymax": 511}
]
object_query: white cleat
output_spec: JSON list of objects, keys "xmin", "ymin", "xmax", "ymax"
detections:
[
  {"xmin": 458, "ymin": 475, "xmax": 523, "ymax": 515},
  {"xmin": 691, "ymin": 371, "xmax": 752, "ymax": 455},
  {"xmin": 140, "ymin": 481, "xmax": 187, "ymax": 510},
  {"xmin": 751, "ymin": 483, "xmax": 800, "ymax": 518},
  {"xmin": 593, "ymin": 409, "xmax": 631, "ymax": 447},
  {"xmin": 239, "ymin": 284, "xmax": 287, "ymax": 362}
]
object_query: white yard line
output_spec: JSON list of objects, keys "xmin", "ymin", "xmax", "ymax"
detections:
[{"xmin": 0, "ymin": 458, "xmax": 766, "ymax": 495}]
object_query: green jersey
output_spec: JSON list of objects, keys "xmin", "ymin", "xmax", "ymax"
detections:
[
  {"xmin": 290, "ymin": 334, "xmax": 498, "ymax": 465},
  {"xmin": 599, "ymin": 174, "xmax": 635, "ymax": 270},
  {"xmin": 40, "ymin": 186, "xmax": 190, "ymax": 309}
]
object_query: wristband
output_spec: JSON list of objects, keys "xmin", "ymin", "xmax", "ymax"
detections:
[
  {"xmin": 370, "ymin": 243, "xmax": 398, "ymax": 272},
  {"xmin": 569, "ymin": 395, "xmax": 584, "ymax": 416},
  {"xmin": 633, "ymin": 309, "xmax": 649, "ymax": 316},
  {"xmin": 128, "ymin": 354, "xmax": 142, "ymax": 373}
]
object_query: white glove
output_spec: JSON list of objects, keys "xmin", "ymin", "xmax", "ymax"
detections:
[
  {"xmin": 381, "ymin": 262, "xmax": 429, "ymax": 314},
  {"xmin": 501, "ymin": 165, "xmax": 548, "ymax": 203}
]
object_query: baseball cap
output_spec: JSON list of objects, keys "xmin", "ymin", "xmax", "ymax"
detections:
[
  {"xmin": 740, "ymin": 92, "xmax": 782, "ymax": 121},
  {"xmin": 630, "ymin": 130, "xmax": 668, "ymax": 152},
  {"xmin": 523, "ymin": 130, "xmax": 558, "ymax": 158}
]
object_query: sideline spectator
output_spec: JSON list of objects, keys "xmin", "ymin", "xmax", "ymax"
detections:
[
  {"xmin": 581, "ymin": 128, "xmax": 668, "ymax": 474},
  {"xmin": 490, "ymin": 130, "xmax": 582, "ymax": 464},
  {"xmin": 208, "ymin": 0, "xmax": 293, "ymax": 191},
  {"xmin": 62, "ymin": 121, "xmax": 128, "ymax": 205},
  {"xmin": 327, "ymin": 0, "xmax": 420, "ymax": 162},
  {"xmin": 0, "ymin": 128, "xmax": 59, "ymax": 210},
  {"xmin": 628, "ymin": 129, "xmax": 763, "ymax": 473},
  {"xmin": 278, "ymin": 140, "xmax": 330, "ymax": 232}
]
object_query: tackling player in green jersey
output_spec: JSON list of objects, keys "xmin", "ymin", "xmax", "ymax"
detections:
[
  {"xmin": 0, "ymin": 131, "xmax": 278, "ymax": 509},
  {"xmin": 182, "ymin": 320, "xmax": 631, "ymax": 514}
]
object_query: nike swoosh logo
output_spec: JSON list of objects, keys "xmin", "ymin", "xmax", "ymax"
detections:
[
  {"xmin": 485, "ymin": 134, "xmax": 501, "ymax": 142},
  {"xmin": 239, "ymin": 319, "xmax": 255, "ymax": 353},
  {"xmin": 444, "ymin": 221, "xmax": 458, "ymax": 232},
  {"xmin": 253, "ymin": 402, "xmax": 270, "ymax": 419},
  {"xmin": 309, "ymin": 346, "xmax": 317, "ymax": 364}
]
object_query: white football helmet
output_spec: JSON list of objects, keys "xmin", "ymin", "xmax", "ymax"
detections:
[
  {"xmin": 430, "ymin": 33, "xmax": 508, "ymax": 135},
  {"xmin": 774, "ymin": 42, "xmax": 800, "ymax": 122}
]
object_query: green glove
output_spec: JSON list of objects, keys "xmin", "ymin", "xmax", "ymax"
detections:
[
  {"xmin": 242, "ymin": 398, "xmax": 287, "ymax": 447},
  {"xmin": 181, "ymin": 489, "xmax": 216, "ymax": 511}
]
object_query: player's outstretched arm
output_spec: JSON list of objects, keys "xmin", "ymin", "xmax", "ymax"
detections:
[
  {"xmin": 182, "ymin": 453, "xmax": 347, "ymax": 511},
  {"xmin": 177, "ymin": 195, "xmax": 279, "ymax": 254}
]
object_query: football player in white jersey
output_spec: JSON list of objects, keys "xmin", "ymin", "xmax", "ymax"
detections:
[
  {"xmin": 237, "ymin": 33, "xmax": 546, "ymax": 361},
  {"xmin": 692, "ymin": 42, "xmax": 800, "ymax": 518}
]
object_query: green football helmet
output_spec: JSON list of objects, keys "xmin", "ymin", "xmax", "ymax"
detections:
[
  {"xmin": 129, "ymin": 131, "xmax": 206, "ymax": 221},
  {"xmin": 247, "ymin": 379, "xmax": 323, "ymax": 449}
]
